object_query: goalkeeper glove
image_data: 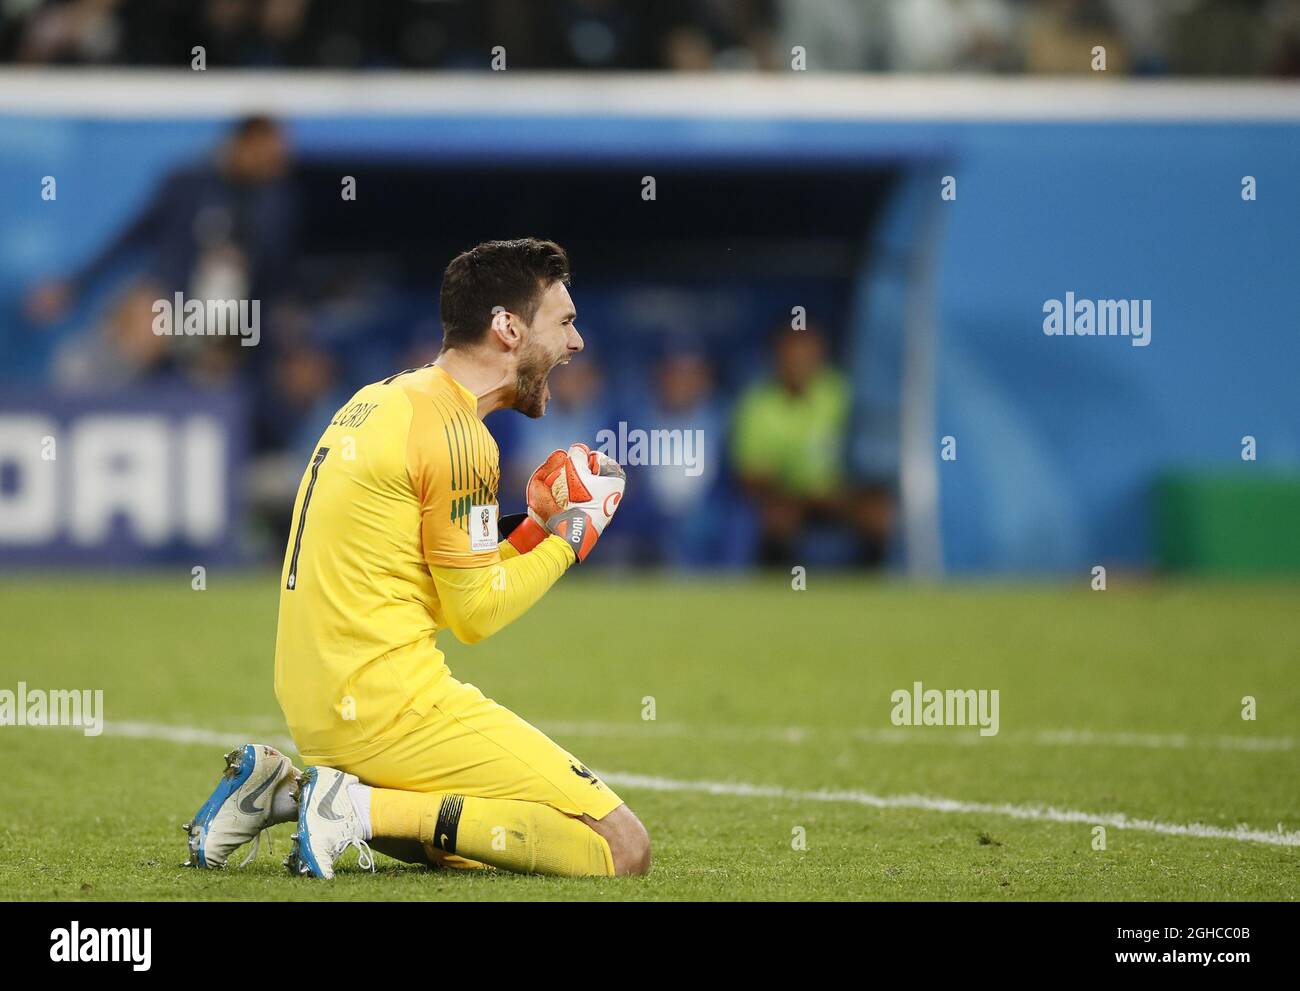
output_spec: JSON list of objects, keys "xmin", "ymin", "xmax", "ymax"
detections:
[{"xmin": 503, "ymin": 444, "xmax": 626, "ymax": 562}]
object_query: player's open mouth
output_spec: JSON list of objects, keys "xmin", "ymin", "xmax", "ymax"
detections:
[{"xmin": 544, "ymin": 356, "xmax": 570, "ymax": 403}]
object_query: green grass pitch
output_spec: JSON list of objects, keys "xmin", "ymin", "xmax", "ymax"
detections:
[{"xmin": 0, "ymin": 573, "xmax": 1296, "ymax": 901}]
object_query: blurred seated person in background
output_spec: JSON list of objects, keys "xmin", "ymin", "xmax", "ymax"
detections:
[
  {"xmin": 26, "ymin": 115, "xmax": 296, "ymax": 339},
  {"xmin": 51, "ymin": 277, "xmax": 248, "ymax": 393},
  {"xmin": 731, "ymin": 322, "xmax": 894, "ymax": 567},
  {"xmin": 51, "ymin": 280, "xmax": 177, "ymax": 391},
  {"xmin": 641, "ymin": 345, "xmax": 741, "ymax": 568}
]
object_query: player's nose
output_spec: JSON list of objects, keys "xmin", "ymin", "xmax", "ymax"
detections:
[{"xmin": 568, "ymin": 325, "xmax": 584, "ymax": 352}]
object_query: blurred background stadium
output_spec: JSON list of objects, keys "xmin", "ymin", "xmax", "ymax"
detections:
[{"xmin": 1, "ymin": 0, "xmax": 1298, "ymax": 579}]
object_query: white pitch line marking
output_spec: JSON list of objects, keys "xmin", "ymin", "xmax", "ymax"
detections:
[
  {"xmin": 598, "ymin": 771, "xmax": 1300, "ymax": 848},
  {"xmin": 537, "ymin": 720, "xmax": 1296, "ymax": 753},
  {"xmin": 83, "ymin": 720, "xmax": 1300, "ymax": 849},
  {"xmin": 103, "ymin": 719, "xmax": 297, "ymax": 754}
]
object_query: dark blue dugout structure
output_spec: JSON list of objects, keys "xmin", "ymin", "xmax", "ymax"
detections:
[{"xmin": 0, "ymin": 75, "xmax": 1297, "ymax": 573}]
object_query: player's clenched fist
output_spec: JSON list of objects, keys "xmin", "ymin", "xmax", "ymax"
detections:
[{"xmin": 506, "ymin": 444, "xmax": 626, "ymax": 561}]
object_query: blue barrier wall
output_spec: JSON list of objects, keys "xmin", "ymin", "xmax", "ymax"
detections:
[{"xmin": 928, "ymin": 122, "xmax": 1300, "ymax": 572}]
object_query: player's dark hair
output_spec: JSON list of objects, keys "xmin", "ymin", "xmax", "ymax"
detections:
[{"xmin": 439, "ymin": 238, "xmax": 571, "ymax": 350}]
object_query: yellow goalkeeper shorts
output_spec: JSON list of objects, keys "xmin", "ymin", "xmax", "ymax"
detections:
[{"xmin": 331, "ymin": 677, "xmax": 624, "ymax": 822}]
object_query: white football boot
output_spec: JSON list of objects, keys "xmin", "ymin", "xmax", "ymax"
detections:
[
  {"xmin": 182, "ymin": 744, "xmax": 300, "ymax": 869},
  {"xmin": 285, "ymin": 766, "xmax": 374, "ymax": 879}
]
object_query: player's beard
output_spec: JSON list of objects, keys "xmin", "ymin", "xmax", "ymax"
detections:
[{"xmin": 512, "ymin": 343, "xmax": 554, "ymax": 419}]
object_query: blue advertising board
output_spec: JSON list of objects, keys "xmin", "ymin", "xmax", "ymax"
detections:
[{"xmin": 0, "ymin": 388, "xmax": 248, "ymax": 566}]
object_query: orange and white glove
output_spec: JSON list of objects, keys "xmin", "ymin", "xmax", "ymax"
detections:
[{"xmin": 504, "ymin": 444, "xmax": 626, "ymax": 562}]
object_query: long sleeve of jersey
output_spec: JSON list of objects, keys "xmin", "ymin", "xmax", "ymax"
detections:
[{"xmin": 431, "ymin": 535, "xmax": 574, "ymax": 645}]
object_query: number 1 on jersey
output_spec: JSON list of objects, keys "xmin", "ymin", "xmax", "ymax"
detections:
[{"xmin": 286, "ymin": 445, "xmax": 330, "ymax": 590}]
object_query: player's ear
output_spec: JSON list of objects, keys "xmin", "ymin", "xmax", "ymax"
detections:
[{"xmin": 489, "ymin": 306, "xmax": 520, "ymax": 350}]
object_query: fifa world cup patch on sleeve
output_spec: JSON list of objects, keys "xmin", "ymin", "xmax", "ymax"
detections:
[{"xmin": 469, "ymin": 504, "xmax": 499, "ymax": 552}]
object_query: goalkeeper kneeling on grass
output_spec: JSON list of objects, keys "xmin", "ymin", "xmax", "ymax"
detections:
[{"xmin": 181, "ymin": 237, "xmax": 650, "ymax": 878}]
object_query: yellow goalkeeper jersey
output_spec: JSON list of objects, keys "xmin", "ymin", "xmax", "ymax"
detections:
[{"xmin": 273, "ymin": 364, "xmax": 507, "ymax": 764}]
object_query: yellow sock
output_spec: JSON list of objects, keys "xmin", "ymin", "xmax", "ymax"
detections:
[{"xmin": 369, "ymin": 789, "xmax": 616, "ymax": 877}]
